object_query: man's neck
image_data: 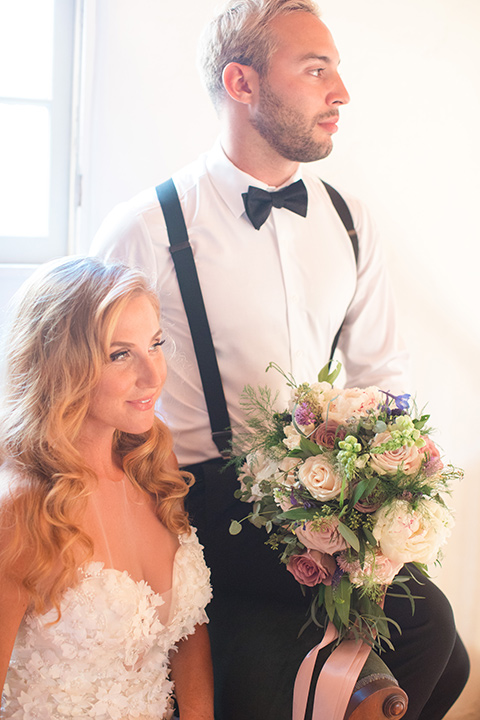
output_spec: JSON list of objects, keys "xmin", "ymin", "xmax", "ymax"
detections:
[{"xmin": 220, "ymin": 128, "xmax": 300, "ymax": 188}]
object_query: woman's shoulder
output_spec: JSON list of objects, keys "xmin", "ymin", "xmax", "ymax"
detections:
[{"xmin": 177, "ymin": 527, "xmax": 211, "ymax": 583}]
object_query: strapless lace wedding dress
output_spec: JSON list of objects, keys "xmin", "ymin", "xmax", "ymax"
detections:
[{"xmin": 2, "ymin": 530, "xmax": 211, "ymax": 720}]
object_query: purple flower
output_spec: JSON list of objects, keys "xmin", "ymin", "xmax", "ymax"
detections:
[
  {"xmin": 380, "ymin": 390, "xmax": 411, "ymax": 415},
  {"xmin": 294, "ymin": 402, "xmax": 316, "ymax": 426},
  {"xmin": 332, "ymin": 565, "xmax": 345, "ymax": 590},
  {"xmin": 395, "ymin": 393, "xmax": 411, "ymax": 410}
]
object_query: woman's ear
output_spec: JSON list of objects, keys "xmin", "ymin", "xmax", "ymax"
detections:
[{"xmin": 222, "ymin": 62, "xmax": 259, "ymax": 105}]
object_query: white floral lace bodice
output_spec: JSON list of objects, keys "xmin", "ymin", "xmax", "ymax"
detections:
[{"xmin": 2, "ymin": 530, "xmax": 212, "ymax": 720}]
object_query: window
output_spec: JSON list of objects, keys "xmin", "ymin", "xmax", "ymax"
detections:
[{"xmin": 0, "ymin": 0, "xmax": 77, "ymax": 263}]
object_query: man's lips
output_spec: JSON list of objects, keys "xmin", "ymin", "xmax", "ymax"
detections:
[{"xmin": 317, "ymin": 116, "xmax": 339, "ymax": 133}]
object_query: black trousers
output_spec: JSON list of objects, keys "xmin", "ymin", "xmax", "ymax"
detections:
[{"xmin": 184, "ymin": 458, "xmax": 470, "ymax": 720}]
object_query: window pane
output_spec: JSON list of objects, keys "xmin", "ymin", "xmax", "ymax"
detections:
[
  {"xmin": 0, "ymin": 0, "xmax": 54, "ymax": 100},
  {"xmin": 0, "ymin": 104, "xmax": 50, "ymax": 237}
]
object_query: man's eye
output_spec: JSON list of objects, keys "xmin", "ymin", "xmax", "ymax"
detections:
[{"xmin": 310, "ymin": 68, "xmax": 325, "ymax": 77}]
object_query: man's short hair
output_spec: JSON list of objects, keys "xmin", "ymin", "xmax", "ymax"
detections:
[{"xmin": 198, "ymin": 0, "xmax": 320, "ymax": 111}]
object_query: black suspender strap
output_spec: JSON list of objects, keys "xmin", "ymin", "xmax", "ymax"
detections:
[
  {"xmin": 156, "ymin": 177, "xmax": 359, "ymax": 456},
  {"xmin": 321, "ymin": 181, "xmax": 359, "ymax": 367},
  {"xmin": 155, "ymin": 178, "xmax": 232, "ymax": 457}
]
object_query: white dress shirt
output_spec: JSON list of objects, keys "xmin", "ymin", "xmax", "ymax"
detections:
[{"xmin": 91, "ymin": 141, "xmax": 409, "ymax": 465}]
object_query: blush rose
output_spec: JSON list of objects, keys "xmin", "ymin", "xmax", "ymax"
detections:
[
  {"xmin": 369, "ymin": 432, "xmax": 423, "ymax": 476},
  {"xmin": 295, "ymin": 517, "xmax": 348, "ymax": 553},
  {"xmin": 298, "ymin": 455, "xmax": 342, "ymax": 501}
]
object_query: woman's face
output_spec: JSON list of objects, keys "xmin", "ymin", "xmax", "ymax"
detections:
[{"xmin": 83, "ymin": 293, "xmax": 167, "ymax": 440}]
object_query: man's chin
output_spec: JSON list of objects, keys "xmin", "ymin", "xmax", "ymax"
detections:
[{"xmin": 283, "ymin": 141, "xmax": 334, "ymax": 164}]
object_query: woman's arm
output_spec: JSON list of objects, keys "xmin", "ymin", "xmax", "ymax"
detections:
[{"xmin": 169, "ymin": 623, "xmax": 215, "ymax": 720}]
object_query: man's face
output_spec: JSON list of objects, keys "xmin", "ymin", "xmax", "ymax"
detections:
[{"xmin": 250, "ymin": 13, "xmax": 349, "ymax": 163}]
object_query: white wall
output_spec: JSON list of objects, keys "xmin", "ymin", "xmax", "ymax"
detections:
[{"xmin": 2, "ymin": 0, "xmax": 479, "ymax": 715}]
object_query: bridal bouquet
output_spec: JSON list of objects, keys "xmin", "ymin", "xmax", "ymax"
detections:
[{"xmin": 229, "ymin": 362, "xmax": 460, "ymax": 650}]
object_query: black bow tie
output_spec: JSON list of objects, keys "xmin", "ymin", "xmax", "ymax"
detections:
[{"xmin": 242, "ymin": 179, "xmax": 308, "ymax": 230}]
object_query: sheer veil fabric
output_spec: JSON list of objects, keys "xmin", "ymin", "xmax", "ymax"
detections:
[{"xmin": 85, "ymin": 475, "xmax": 180, "ymax": 624}]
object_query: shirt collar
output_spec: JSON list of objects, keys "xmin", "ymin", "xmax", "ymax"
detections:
[{"xmin": 205, "ymin": 138, "xmax": 304, "ymax": 220}]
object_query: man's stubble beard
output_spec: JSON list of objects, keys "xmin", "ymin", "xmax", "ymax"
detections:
[{"xmin": 250, "ymin": 82, "xmax": 334, "ymax": 164}]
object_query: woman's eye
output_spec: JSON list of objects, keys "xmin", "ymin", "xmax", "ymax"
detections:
[
  {"xmin": 110, "ymin": 349, "xmax": 129, "ymax": 362},
  {"xmin": 152, "ymin": 339, "xmax": 165, "ymax": 350}
]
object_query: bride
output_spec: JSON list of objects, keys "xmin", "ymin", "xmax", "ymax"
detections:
[{"xmin": 0, "ymin": 257, "xmax": 213, "ymax": 719}]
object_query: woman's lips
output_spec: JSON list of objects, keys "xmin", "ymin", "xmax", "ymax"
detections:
[{"xmin": 127, "ymin": 396, "xmax": 156, "ymax": 411}]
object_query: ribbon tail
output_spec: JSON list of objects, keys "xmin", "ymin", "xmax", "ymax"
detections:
[
  {"xmin": 293, "ymin": 622, "xmax": 371, "ymax": 720},
  {"xmin": 292, "ymin": 622, "xmax": 338, "ymax": 720}
]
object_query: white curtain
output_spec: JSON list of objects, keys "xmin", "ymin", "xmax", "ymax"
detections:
[{"xmin": 76, "ymin": 1, "xmax": 479, "ymax": 717}]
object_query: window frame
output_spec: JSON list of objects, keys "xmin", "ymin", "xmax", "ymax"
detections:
[{"xmin": 0, "ymin": 0, "xmax": 78, "ymax": 264}]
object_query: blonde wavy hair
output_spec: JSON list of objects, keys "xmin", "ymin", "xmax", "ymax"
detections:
[{"xmin": 0, "ymin": 256, "xmax": 191, "ymax": 615}]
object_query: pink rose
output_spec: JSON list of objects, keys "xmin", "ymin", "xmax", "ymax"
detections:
[
  {"xmin": 312, "ymin": 421, "xmax": 346, "ymax": 449},
  {"xmin": 337, "ymin": 550, "xmax": 403, "ymax": 587},
  {"xmin": 298, "ymin": 455, "xmax": 342, "ymax": 500},
  {"xmin": 370, "ymin": 432, "xmax": 423, "ymax": 475},
  {"xmin": 295, "ymin": 517, "xmax": 348, "ymax": 553},
  {"xmin": 420, "ymin": 437, "xmax": 444, "ymax": 476},
  {"xmin": 287, "ymin": 551, "xmax": 337, "ymax": 587}
]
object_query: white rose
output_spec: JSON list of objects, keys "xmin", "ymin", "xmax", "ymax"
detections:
[
  {"xmin": 246, "ymin": 451, "xmax": 279, "ymax": 481},
  {"xmin": 298, "ymin": 455, "xmax": 342, "ymax": 501},
  {"xmin": 238, "ymin": 461, "xmax": 264, "ymax": 502},
  {"xmin": 309, "ymin": 381, "xmax": 333, "ymax": 401},
  {"xmin": 277, "ymin": 456, "xmax": 301, "ymax": 486},
  {"xmin": 283, "ymin": 424, "xmax": 302, "ymax": 450},
  {"xmin": 373, "ymin": 498, "xmax": 453, "ymax": 565}
]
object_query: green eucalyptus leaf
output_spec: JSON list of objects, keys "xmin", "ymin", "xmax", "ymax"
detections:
[
  {"xmin": 251, "ymin": 515, "xmax": 265, "ymax": 528},
  {"xmin": 229, "ymin": 520, "xmax": 243, "ymax": 535}
]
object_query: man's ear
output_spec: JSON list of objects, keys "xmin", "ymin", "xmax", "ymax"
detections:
[{"xmin": 222, "ymin": 62, "xmax": 259, "ymax": 105}]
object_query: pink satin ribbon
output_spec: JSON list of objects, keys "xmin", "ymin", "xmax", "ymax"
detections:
[{"xmin": 292, "ymin": 622, "xmax": 371, "ymax": 720}]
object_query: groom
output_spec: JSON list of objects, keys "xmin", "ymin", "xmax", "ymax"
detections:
[{"xmin": 92, "ymin": 0, "xmax": 469, "ymax": 717}]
